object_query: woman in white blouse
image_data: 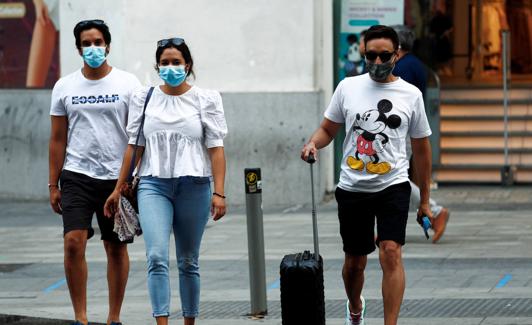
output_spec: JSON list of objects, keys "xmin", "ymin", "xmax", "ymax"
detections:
[{"xmin": 104, "ymin": 38, "xmax": 227, "ymax": 325}]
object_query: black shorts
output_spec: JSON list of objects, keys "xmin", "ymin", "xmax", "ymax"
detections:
[
  {"xmin": 60, "ymin": 170, "xmax": 129, "ymax": 243},
  {"xmin": 335, "ymin": 181, "xmax": 411, "ymax": 256}
]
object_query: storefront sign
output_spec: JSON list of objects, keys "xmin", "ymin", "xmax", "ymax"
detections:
[
  {"xmin": 337, "ymin": 0, "xmax": 404, "ymax": 80},
  {"xmin": 341, "ymin": 0, "xmax": 404, "ymax": 34}
]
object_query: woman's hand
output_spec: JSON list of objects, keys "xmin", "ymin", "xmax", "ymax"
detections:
[
  {"xmin": 103, "ymin": 189, "xmax": 121, "ymax": 218},
  {"xmin": 211, "ymin": 195, "xmax": 226, "ymax": 221},
  {"xmin": 119, "ymin": 181, "xmax": 135, "ymax": 198}
]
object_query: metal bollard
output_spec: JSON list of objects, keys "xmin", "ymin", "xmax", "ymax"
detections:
[
  {"xmin": 501, "ymin": 29, "xmax": 514, "ymax": 186},
  {"xmin": 244, "ymin": 168, "xmax": 267, "ymax": 316}
]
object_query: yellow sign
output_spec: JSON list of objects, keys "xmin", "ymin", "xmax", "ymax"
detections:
[
  {"xmin": 246, "ymin": 172, "xmax": 257, "ymax": 185},
  {"xmin": 0, "ymin": 3, "xmax": 26, "ymax": 19}
]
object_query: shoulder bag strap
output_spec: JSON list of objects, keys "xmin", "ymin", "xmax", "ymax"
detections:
[{"xmin": 127, "ymin": 86, "xmax": 155, "ymax": 182}]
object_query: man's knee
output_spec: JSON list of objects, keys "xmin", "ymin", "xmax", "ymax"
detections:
[
  {"xmin": 379, "ymin": 240, "xmax": 402, "ymax": 270},
  {"xmin": 104, "ymin": 241, "xmax": 128, "ymax": 260},
  {"xmin": 343, "ymin": 254, "xmax": 367, "ymax": 275},
  {"xmin": 64, "ymin": 231, "xmax": 87, "ymax": 259}
]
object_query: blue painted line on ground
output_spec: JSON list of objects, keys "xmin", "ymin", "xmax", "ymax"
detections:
[
  {"xmin": 43, "ymin": 278, "xmax": 66, "ymax": 293},
  {"xmin": 495, "ymin": 274, "xmax": 512, "ymax": 288},
  {"xmin": 267, "ymin": 279, "xmax": 280, "ymax": 290}
]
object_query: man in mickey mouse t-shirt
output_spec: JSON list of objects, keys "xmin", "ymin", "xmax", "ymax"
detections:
[{"xmin": 301, "ymin": 25, "xmax": 432, "ymax": 325}]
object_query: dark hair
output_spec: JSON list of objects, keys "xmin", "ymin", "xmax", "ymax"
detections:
[
  {"xmin": 347, "ymin": 34, "xmax": 358, "ymax": 44},
  {"xmin": 73, "ymin": 19, "xmax": 111, "ymax": 50},
  {"xmin": 390, "ymin": 25, "xmax": 415, "ymax": 52},
  {"xmin": 155, "ymin": 41, "xmax": 195, "ymax": 78},
  {"xmin": 364, "ymin": 25, "xmax": 399, "ymax": 51},
  {"xmin": 360, "ymin": 29, "xmax": 367, "ymax": 38}
]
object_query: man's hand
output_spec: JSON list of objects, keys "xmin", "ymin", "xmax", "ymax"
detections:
[
  {"xmin": 301, "ymin": 142, "xmax": 318, "ymax": 162},
  {"xmin": 416, "ymin": 202, "xmax": 432, "ymax": 225},
  {"xmin": 49, "ymin": 187, "xmax": 62, "ymax": 214}
]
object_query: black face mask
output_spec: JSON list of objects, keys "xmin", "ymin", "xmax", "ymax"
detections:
[{"xmin": 366, "ymin": 59, "xmax": 395, "ymax": 81}]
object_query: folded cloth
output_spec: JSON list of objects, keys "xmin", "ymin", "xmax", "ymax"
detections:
[{"xmin": 113, "ymin": 195, "xmax": 142, "ymax": 242}]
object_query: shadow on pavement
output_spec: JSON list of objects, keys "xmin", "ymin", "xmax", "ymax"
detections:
[{"xmin": 0, "ymin": 314, "xmax": 105, "ymax": 325}]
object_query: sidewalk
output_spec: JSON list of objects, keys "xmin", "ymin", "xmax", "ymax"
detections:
[{"xmin": 0, "ymin": 185, "xmax": 531, "ymax": 324}]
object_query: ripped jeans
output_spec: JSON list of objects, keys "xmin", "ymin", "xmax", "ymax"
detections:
[{"xmin": 138, "ymin": 176, "xmax": 210, "ymax": 318}]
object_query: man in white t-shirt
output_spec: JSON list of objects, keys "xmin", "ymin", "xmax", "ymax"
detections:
[
  {"xmin": 48, "ymin": 19, "xmax": 141, "ymax": 325},
  {"xmin": 301, "ymin": 25, "xmax": 432, "ymax": 325}
]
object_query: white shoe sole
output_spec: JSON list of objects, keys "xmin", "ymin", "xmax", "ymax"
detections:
[{"xmin": 345, "ymin": 296, "xmax": 365, "ymax": 325}]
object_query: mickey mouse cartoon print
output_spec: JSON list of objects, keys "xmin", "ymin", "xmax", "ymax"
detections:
[{"xmin": 347, "ymin": 99, "xmax": 401, "ymax": 175}]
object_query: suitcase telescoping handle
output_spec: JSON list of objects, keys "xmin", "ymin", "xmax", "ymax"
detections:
[{"xmin": 307, "ymin": 153, "xmax": 320, "ymax": 262}]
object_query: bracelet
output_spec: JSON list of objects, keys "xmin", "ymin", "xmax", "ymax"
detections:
[
  {"xmin": 213, "ymin": 192, "xmax": 226, "ymax": 199},
  {"xmin": 48, "ymin": 183, "xmax": 59, "ymax": 189}
]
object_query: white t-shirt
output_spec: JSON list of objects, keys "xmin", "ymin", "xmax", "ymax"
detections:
[
  {"xmin": 127, "ymin": 85, "xmax": 228, "ymax": 178},
  {"xmin": 50, "ymin": 68, "xmax": 141, "ymax": 179},
  {"xmin": 324, "ymin": 73, "xmax": 431, "ymax": 193}
]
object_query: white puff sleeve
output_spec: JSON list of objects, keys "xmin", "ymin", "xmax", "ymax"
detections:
[
  {"xmin": 198, "ymin": 90, "xmax": 228, "ymax": 148},
  {"xmin": 126, "ymin": 87, "xmax": 150, "ymax": 146}
]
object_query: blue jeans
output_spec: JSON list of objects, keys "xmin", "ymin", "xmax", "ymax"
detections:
[{"xmin": 137, "ymin": 176, "xmax": 210, "ymax": 318}]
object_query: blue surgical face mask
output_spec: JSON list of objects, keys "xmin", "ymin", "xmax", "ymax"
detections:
[
  {"xmin": 158, "ymin": 65, "xmax": 187, "ymax": 87},
  {"xmin": 82, "ymin": 46, "xmax": 107, "ymax": 68}
]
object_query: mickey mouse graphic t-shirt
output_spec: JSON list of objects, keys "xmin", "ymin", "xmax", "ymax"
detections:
[
  {"xmin": 324, "ymin": 73, "xmax": 431, "ymax": 193},
  {"xmin": 50, "ymin": 68, "xmax": 141, "ymax": 179}
]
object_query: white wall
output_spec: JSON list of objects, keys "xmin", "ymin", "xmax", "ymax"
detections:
[
  {"xmin": 60, "ymin": 0, "xmax": 321, "ymax": 92},
  {"xmin": 45, "ymin": 0, "xmax": 338, "ymax": 205},
  {"xmin": 0, "ymin": 90, "xmax": 322, "ymax": 206},
  {"xmin": 0, "ymin": 90, "xmax": 50, "ymax": 200}
]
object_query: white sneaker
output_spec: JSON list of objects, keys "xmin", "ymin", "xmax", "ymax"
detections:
[{"xmin": 345, "ymin": 296, "xmax": 366, "ymax": 325}]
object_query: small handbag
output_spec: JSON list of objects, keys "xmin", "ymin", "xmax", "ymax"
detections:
[
  {"xmin": 114, "ymin": 195, "xmax": 142, "ymax": 242},
  {"xmin": 114, "ymin": 87, "xmax": 154, "ymax": 242}
]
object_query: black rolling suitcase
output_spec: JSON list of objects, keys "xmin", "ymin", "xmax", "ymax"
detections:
[{"xmin": 280, "ymin": 155, "xmax": 325, "ymax": 325}]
